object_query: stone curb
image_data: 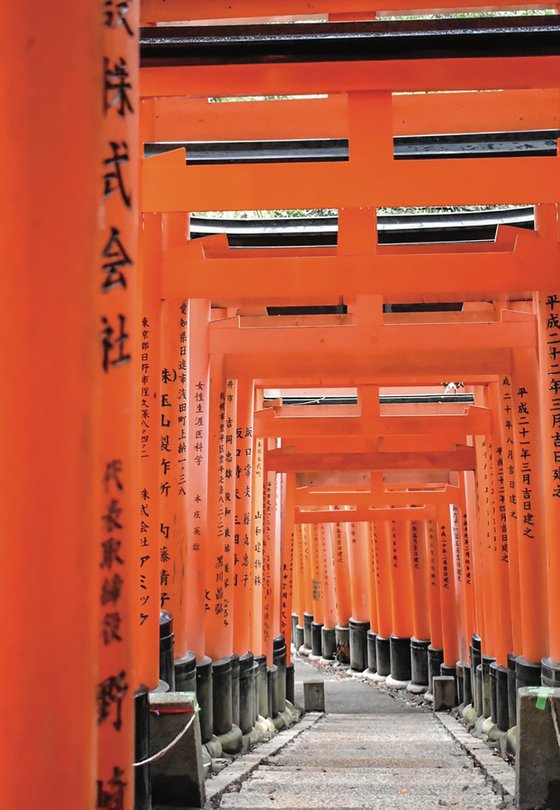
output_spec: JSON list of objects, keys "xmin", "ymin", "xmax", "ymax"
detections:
[
  {"xmin": 436, "ymin": 712, "xmax": 516, "ymax": 799},
  {"xmin": 203, "ymin": 712, "xmax": 324, "ymax": 808}
]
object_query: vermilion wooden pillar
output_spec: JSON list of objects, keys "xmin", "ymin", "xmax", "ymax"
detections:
[
  {"xmin": 0, "ymin": 4, "xmax": 104, "ymax": 807},
  {"xmin": 374, "ymin": 521, "xmax": 394, "ymax": 642},
  {"xmin": 437, "ymin": 507, "xmax": 459, "ymax": 669},
  {"xmin": 511, "ymin": 348, "xmax": 549, "ymax": 673},
  {"xmin": 367, "ymin": 523, "xmax": 379, "ymax": 636},
  {"xmin": 186, "ymin": 299, "xmax": 211, "ymax": 660},
  {"xmin": 497, "ymin": 377, "xmax": 523, "ymax": 659},
  {"xmin": 293, "ymin": 524, "xmax": 306, "ymax": 625},
  {"xmin": 347, "ymin": 522, "xmax": 370, "ymax": 623},
  {"xmin": 159, "ymin": 297, "xmax": 188, "ymax": 657},
  {"xmin": 310, "ymin": 524, "xmax": 325, "ymax": 628},
  {"xmin": 410, "ymin": 521, "xmax": 430, "ymax": 643},
  {"xmin": 136, "ymin": 213, "xmax": 162, "ymax": 688},
  {"xmin": 224, "ymin": 378, "xmax": 238, "ymax": 643},
  {"xmin": 205, "ymin": 353, "xmax": 233, "ymax": 661},
  {"xmin": 331, "ymin": 511, "xmax": 352, "ymax": 628},
  {"xmin": 389, "ymin": 521, "xmax": 414, "ymax": 641},
  {"xmin": 426, "ymin": 521, "xmax": 444, "ymax": 654},
  {"xmin": 319, "ymin": 523, "xmax": 337, "ymax": 631},
  {"xmin": 251, "ymin": 432, "xmax": 265, "ymax": 655},
  {"xmin": 457, "ymin": 483, "xmax": 476, "ymax": 663},
  {"xmin": 263, "ymin": 446, "xmax": 278, "ymax": 663},
  {"xmin": 233, "ymin": 380, "xmax": 255, "ymax": 655},
  {"xmin": 280, "ymin": 474, "xmax": 297, "ymax": 661},
  {"xmin": 473, "ymin": 435, "xmax": 496, "ymax": 661},
  {"xmin": 536, "ymin": 282, "xmax": 560, "ymax": 668},
  {"xmin": 97, "ymin": 4, "xmax": 139, "ymax": 807},
  {"xmin": 487, "ymin": 383, "xmax": 513, "ymax": 669}
]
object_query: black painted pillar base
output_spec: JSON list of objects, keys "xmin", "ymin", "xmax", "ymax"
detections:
[
  {"xmin": 239, "ymin": 652, "xmax": 254, "ymax": 736},
  {"xmin": 427, "ymin": 645, "xmax": 443, "ymax": 694},
  {"xmin": 291, "ymin": 613, "xmax": 298, "ymax": 645},
  {"xmin": 335, "ymin": 625, "xmax": 350, "ymax": 664},
  {"xmin": 494, "ymin": 663, "xmax": 510, "ymax": 732},
  {"xmin": 303, "ymin": 612, "xmax": 313, "ymax": 650},
  {"xmin": 135, "ymin": 688, "xmax": 151, "ymax": 810},
  {"xmin": 542, "ymin": 656, "xmax": 560, "ymax": 686},
  {"xmin": 410, "ymin": 638, "xmax": 429, "ymax": 689},
  {"xmin": 321, "ymin": 626, "xmax": 336, "ymax": 660},
  {"xmin": 159, "ymin": 611, "xmax": 175, "ymax": 690},
  {"xmin": 196, "ymin": 655, "xmax": 213, "ymax": 744},
  {"xmin": 349, "ymin": 618, "xmax": 370, "ymax": 672},
  {"xmin": 376, "ymin": 635, "xmax": 391, "ymax": 678},
  {"xmin": 367, "ymin": 630, "xmax": 377, "ymax": 673},
  {"xmin": 482, "ymin": 655, "xmax": 495, "ymax": 718},
  {"xmin": 516, "ymin": 656, "xmax": 541, "ymax": 693},
  {"xmin": 311, "ymin": 622, "xmax": 323, "ymax": 658},
  {"xmin": 389, "ymin": 635, "xmax": 411, "ymax": 684},
  {"xmin": 231, "ymin": 653, "xmax": 240, "ymax": 728},
  {"xmin": 174, "ymin": 651, "xmax": 196, "ymax": 693},
  {"xmin": 212, "ymin": 657, "xmax": 233, "ymax": 737},
  {"xmin": 456, "ymin": 663, "xmax": 465, "ymax": 705},
  {"xmin": 507, "ymin": 652, "xmax": 517, "ymax": 726},
  {"xmin": 286, "ymin": 663, "xmax": 295, "ymax": 705},
  {"xmin": 470, "ymin": 635, "xmax": 482, "ymax": 713},
  {"xmin": 295, "ymin": 625, "xmax": 305, "ymax": 651},
  {"xmin": 489, "ymin": 661, "xmax": 498, "ymax": 724},
  {"xmin": 267, "ymin": 665, "xmax": 279, "ymax": 718},
  {"xmin": 462, "ymin": 664, "xmax": 473, "ymax": 706},
  {"xmin": 251, "ymin": 660, "xmax": 259, "ymax": 724},
  {"xmin": 273, "ymin": 635, "xmax": 287, "ymax": 712},
  {"xmin": 475, "ymin": 664, "xmax": 483, "ymax": 715},
  {"xmin": 255, "ymin": 654, "xmax": 268, "ymax": 718}
]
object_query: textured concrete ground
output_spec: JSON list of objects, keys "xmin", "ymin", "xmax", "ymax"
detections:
[{"xmin": 214, "ymin": 659, "xmax": 507, "ymax": 809}]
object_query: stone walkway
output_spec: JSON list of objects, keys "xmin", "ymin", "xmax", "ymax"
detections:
[{"xmin": 215, "ymin": 659, "xmax": 508, "ymax": 809}]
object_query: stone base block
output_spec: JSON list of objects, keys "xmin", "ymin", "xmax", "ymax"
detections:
[
  {"xmin": 433, "ymin": 675, "xmax": 456, "ymax": 712},
  {"xmin": 149, "ymin": 691, "xmax": 206, "ymax": 809},
  {"xmin": 304, "ymin": 680, "xmax": 325, "ymax": 712}
]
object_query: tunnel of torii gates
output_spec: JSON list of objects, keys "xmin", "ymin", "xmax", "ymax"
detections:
[{"xmin": 3, "ymin": 0, "xmax": 560, "ymax": 808}]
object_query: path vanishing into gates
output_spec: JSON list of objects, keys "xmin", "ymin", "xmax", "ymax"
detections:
[{"xmin": 214, "ymin": 660, "xmax": 507, "ymax": 809}]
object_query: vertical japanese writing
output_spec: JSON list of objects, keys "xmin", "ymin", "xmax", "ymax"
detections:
[{"xmin": 97, "ymin": 2, "xmax": 138, "ymax": 808}]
